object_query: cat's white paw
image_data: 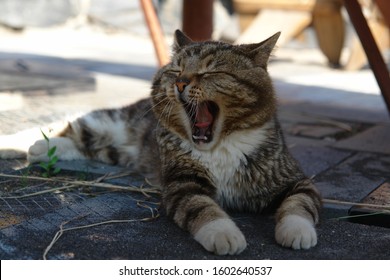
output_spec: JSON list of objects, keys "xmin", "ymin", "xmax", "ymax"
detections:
[
  {"xmin": 28, "ymin": 137, "xmax": 85, "ymax": 163},
  {"xmin": 275, "ymin": 215, "xmax": 317, "ymax": 250},
  {"xmin": 28, "ymin": 139, "xmax": 50, "ymax": 162},
  {"xmin": 194, "ymin": 218, "xmax": 247, "ymax": 255}
]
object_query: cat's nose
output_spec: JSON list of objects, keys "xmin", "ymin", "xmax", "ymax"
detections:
[{"xmin": 175, "ymin": 77, "xmax": 190, "ymax": 93}]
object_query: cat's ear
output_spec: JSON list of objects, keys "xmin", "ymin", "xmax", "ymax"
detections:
[
  {"xmin": 241, "ymin": 32, "xmax": 281, "ymax": 68},
  {"xmin": 173, "ymin": 30, "xmax": 193, "ymax": 51}
]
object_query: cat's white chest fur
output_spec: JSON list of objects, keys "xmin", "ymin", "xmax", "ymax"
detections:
[{"xmin": 183, "ymin": 126, "xmax": 269, "ymax": 193}]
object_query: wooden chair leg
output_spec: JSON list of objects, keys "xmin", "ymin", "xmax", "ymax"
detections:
[
  {"xmin": 140, "ymin": 0, "xmax": 169, "ymax": 67},
  {"xmin": 312, "ymin": 0, "xmax": 345, "ymax": 67},
  {"xmin": 344, "ymin": 0, "xmax": 390, "ymax": 115},
  {"xmin": 345, "ymin": 19, "xmax": 389, "ymax": 71},
  {"xmin": 182, "ymin": 0, "xmax": 213, "ymax": 41},
  {"xmin": 375, "ymin": 0, "xmax": 390, "ymax": 28}
]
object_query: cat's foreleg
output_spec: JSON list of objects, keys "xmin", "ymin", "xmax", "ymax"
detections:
[
  {"xmin": 163, "ymin": 178, "xmax": 247, "ymax": 255},
  {"xmin": 274, "ymin": 179, "xmax": 322, "ymax": 250},
  {"xmin": 194, "ymin": 215, "xmax": 247, "ymax": 255}
]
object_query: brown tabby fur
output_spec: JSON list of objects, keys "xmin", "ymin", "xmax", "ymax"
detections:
[{"xmin": 1, "ymin": 30, "xmax": 322, "ymax": 255}]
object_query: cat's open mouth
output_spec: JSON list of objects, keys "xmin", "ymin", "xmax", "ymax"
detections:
[{"xmin": 184, "ymin": 101, "xmax": 219, "ymax": 144}]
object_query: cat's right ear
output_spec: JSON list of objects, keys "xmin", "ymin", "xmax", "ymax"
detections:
[
  {"xmin": 173, "ymin": 30, "xmax": 193, "ymax": 51},
  {"xmin": 241, "ymin": 32, "xmax": 281, "ymax": 68}
]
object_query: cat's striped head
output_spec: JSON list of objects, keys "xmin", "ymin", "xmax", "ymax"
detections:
[{"xmin": 152, "ymin": 30, "xmax": 279, "ymax": 150}]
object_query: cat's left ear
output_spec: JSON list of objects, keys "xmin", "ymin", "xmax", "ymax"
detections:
[
  {"xmin": 173, "ymin": 30, "xmax": 193, "ymax": 52},
  {"xmin": 240, "ymin": 32, "xmax": 281, "ymax": 68}
]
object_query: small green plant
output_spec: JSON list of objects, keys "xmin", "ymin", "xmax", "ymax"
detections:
[{"xmin": 39, "ymin": 130, "xmax": 61, "ymax": 178}]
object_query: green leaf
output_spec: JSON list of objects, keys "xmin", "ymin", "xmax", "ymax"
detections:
[
  {"xmin": 48, "ymin": 146, "xmax": 57, "ymax": 157},
  {"xmin": 39, "ymin": 162, "xmax": 49, "ymax": 171},
  {"xmin": 49, "ymin": 155, "xmax": 59, "ymax": 165},
  {"xmin": 40, "ymin": 129, "xmax": 49, "ymax": 142},
  {"xmin": 53, "ymin": 167, "xmax": 61, "ymax": 175}
]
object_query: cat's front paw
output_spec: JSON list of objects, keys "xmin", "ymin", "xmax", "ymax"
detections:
[
  {"xmin": 194, "ymin": 218, "xmax": 247, "ymax": 255},
  {"xmin": 28, "ymin": 139, "xmax": 50, "ymax": 163},
  {"xmin": 275, "ymin": 215, "xmax": 317, "ymax": 250}
]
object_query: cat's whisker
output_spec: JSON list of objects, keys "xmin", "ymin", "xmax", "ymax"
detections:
[
  {"xmin": 157, "ymin": 99, "xmax": 174, "ymax": 128},
  {"xmin": 135, "ymin": 94, "xmax": 170, "ymax": 122}
]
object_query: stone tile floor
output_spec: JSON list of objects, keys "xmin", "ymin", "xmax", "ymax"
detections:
[{"xmin": 0, "ymin": 26, "xmax": 389, "ymax": 259}]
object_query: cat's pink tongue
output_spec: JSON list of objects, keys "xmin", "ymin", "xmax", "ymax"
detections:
[{"xmin": 195, "ymin": 103, "xmax": 213, "ymax": 128}]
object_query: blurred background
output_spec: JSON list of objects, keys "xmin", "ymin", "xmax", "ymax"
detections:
[{"xmin": 0, "ymin": 0, "xmax": 389, "ymax": 134}]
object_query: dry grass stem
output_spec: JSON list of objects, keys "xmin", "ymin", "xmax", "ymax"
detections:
[
  {"xmin": 323, "ymin": 198, "xmax": 390, "ymax": 211},
  {"xmin": 0, "ymin": 173, "xmax": 160, "ymax": 199},
  {"xmin": 42, "ymin": 211, "xmax": 159, "ymax": 260},
  {"xmin": 43, "ymin": 202, "xmax": 159, "ymax": 260}
]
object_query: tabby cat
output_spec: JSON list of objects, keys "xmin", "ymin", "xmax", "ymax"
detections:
[{"xmin": 1, "ymin": 30, "xmax": 321, "ymax": 255}]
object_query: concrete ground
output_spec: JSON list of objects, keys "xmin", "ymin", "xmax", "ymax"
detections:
[{"xmin": 0, "ymin": 24, "xmax": 389, "ymax": 260}]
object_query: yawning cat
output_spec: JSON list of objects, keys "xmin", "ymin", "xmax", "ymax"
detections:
[{"xmin": 0, "ymin": 30, "xmax": 322, "ymax": 255}]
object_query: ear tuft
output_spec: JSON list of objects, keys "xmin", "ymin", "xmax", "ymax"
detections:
[{"xmin": 173, "ymin": 30, "xmax": 193, "ymax": 51}]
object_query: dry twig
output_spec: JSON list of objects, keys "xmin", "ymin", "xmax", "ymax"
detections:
[
  {"xmin": 0, "ymin": 173, "xmax": 160, "ymax": 199},
  {"xmin": 43, "ymin": 202, "xmax": 159, "ymax": 260},
  {"xmin": 323, "ymin": 198, "xmax": 390, "ymax": 211}
]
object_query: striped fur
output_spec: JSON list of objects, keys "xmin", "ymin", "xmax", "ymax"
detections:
[{"xmin": 2, "ymin": 30, "xmax": 322, "ymax": 255}]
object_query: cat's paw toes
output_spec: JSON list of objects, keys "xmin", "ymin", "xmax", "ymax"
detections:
[
  {"xmin": 194, "ymin": 218, "xmax": 247, "ymax": 255},
  {"xmin": 275, "ymin": 215, "xmax": 317, "ymax": 250},
  {"xmin": 27, "ymin": 140, "xmax": 49, "ymax": 163}
]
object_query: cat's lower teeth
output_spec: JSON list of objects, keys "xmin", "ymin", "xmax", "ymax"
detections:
[{"xmin": 193, "ymin": 135, "xmax": 208, "ymax": 141}]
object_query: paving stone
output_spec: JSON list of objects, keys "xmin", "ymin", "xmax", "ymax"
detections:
[
  {"xmin": 315, "ymin": 152, "xmax": 390, "ymax": 213},
  {"xmin": 289, "ymin": 145, "xmax": 352, "ymax": 178},
  {"xmin": 279, "ymin": 110, "xmax": 355, "ymax": 139},
  {"xmin": 333, "ymin": 123, "xmax": 390, "ymax": 155},
  {"xmin": 0, "ymin": 57, "xmax": 95, "ymax": 93},
  {"xmin": 278, "ymin": 100, "xmax": 389, "ymax": 124},
  {"xmin": 288, "ymin": 124, "xmax": 346, "ymax": 139},
  {"xmin": 285, "ymin": 134, "xmax": 331, "ymax": 147}
]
